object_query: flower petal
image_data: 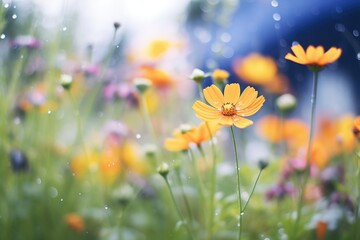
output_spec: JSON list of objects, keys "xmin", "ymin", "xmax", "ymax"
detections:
[
  {"xmin": 233, "ymin": 116, "xmax": 253, "ymax": 128},
  {"xmin": 224, "ymin": 83, "xmax": 240, "ymax": 104},
  {"xmin": 237, "ymin": 86, "xmax": 258, "ymax": 110},
  {"xmin": 203, "ymin": 85, "xmax": 224, "ymax": 108},
  {"xmin": 237, "ymin": 96, "xmax": 265, "ymax": 116},
  {"xmin": 219, "ymin": 116, "xmax": 234, "ymax": 126},
  {"xmin": 318, "ymin": 47, "xmax": 342, "ymax": 65},
  {"xmin": 290, "ymin": 44, "xmax": 307, "ymax": 62},
  {"xmin": 192, "ymin": 101, "xmax": 222, "ymax": 121},
  {"xmin": 285, "ymin": 53, "xmax": 307, "ymax": 65},
  {"xmin": 164, "ymin": 138, "xmax": 189, "ymax": 151}
]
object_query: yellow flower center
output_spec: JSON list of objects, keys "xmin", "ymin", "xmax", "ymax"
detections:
[{"xmin": 221, "ymin": 103, "xmax": 236, "ymax": 116}]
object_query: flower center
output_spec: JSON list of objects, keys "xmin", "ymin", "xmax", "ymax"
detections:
[{"xmin": 221, "ymin": 103, "xmax": 236, "ymax": 116}]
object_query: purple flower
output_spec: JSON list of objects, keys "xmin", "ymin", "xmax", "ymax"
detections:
[
  {"xmin": 10, "ymin": 35, "xmax": 41, "ymax": 49},
  {"xmin": 265, "ymin": 183, "xmax": 296, "ymax": 201}
]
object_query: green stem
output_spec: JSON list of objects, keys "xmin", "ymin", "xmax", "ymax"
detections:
[
  {"xmin": 140, "ymin": 94, "xmax": 161, "ymax": 165},
  {"xmin": 292, "ymin": 70, "xmax": 319, "ymax": 239},
  {"xmin": 242, "ymin": 169, "xmax": 263, "ymax": 213},
  {"xmin": 230, "ymin": 126, "xmax": 243, "ymax": 240},
  {"xmin": 163, "ymin": 176, "xmax": 194, "ymax": 240},
  {"xmin": 174, "ymin": 167, "xmax": 194, "ymax": 224}
]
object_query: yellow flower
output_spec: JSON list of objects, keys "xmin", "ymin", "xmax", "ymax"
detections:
[
  {"xmin": 65, "ymin": 213, "xmax": 84, "ymax": 233},
  {"xmin": 192, "ymin": 83, "xmax": 265, "ymax": 128},
  {"xmin": 212, "ymin": 69, "xmax": 229, "ymax": 83},
  {"xmin": 233, "ymin": 53, "xmax": 277, "ymax": 85},
  {"xmin": 164, "ymin": 122, "xmax": 221, "ymax": 152},
  {"xmin": 146, "ymin": 39, "xmax": 171, "ymax": 59},
  {"xmin": 285, "ymin": 44, "xmax": 342, "ymax": 67}
]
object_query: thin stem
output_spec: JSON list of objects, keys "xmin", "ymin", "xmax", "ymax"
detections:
[
  {"xmin": 292, "ymin": 70, "xmax": 319, "ymax": 239},
  {"xmin": 242, "ymin": 169, "xmax": 263, "ymax": 212},
  {"xmin": 174, "ymin": 167, "xmax": 195, "ymax": 224},
  {"xmin": 163, "ymin": 176, "xmax": 194, "ymax": 240},
  {"xmin": 140, "ymin": 94, "xmax": 161, "ymax": 165},
  {"xmin": 230, "ymin": 126, "xmax": 243, "ymax": 240}
]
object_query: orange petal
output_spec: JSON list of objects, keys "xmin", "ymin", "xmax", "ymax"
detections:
[
  {"xmin": 306, "ymin": 45, "xmax": 318, "ymax": 63},
  {"xmin": 291, "ymin": 44, "xmax": 307, "ymax": 62},
  {"xmin": 233, "ymin": 116, "xmax": 253, "ymax": 128},
  {"xmin": 219, "ymin": 116, "xmax": 234, "ymax": 126},
  {"xmin": 237, "ymin": 87, "xmax": 258, "ymax": 109},
  {"xmin": 224, "ymin": 83, "xmax": 240, "ymax": 104},
  {"xmin": 203, "ymin": 85, "xmax": 224, "ymax": 108}
]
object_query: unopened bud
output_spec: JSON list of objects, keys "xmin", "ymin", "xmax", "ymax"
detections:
[
  {"xmin": 134, "ymin": 78, "xmax": 152, "ymax": 94},
  {"xmin": 113, "ymin": 22, "xmax": 121, "ymax": 30},
  {"xmin": 157, "ymin": 162, "xmax": 170, "ymax": 178},
  {"xmin": 258, "ymin": 159, "xmax": 269, "ymax": 170},
  {"xmin": 60, "ymin": 74, "xmax": 73, "ymax": 90},
  {"xmin": 190, "ymin": 68, "xmax": 206, "ymax": 84},
  {"xmin": 276, "ymin": 93, "xmax": 297, "ymax": 114}
]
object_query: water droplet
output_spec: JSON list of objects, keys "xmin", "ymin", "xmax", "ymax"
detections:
[
  {"xmin": 215, "ymin": 212, "xmax": 219, "ymax": 216},
  {"xmin": 47, "ymin": 110, "xmax": 52, "ymax": 114},
  {"xmin": 12, "ymin": 14, "xmax": 17, "ymax": 19},
  {"xmin": 60, "ymin": 198, "xmax": 64, "ymax": 202},
  {"xmin": 13, "ymin": 5, "xmax": 16, "ymax": 9},
  {"xmin": 271, "ymin": 0, "xmax": 278, "ymax": 7},
  {"xmin": 357, "ymin": 53, "xmax": 360, "ymax": 60},
  {"xmin": 273, "ymin": 13, "xmax": 281, "ymax": 21},
  {"xmin": 353, "ymin": 30, "xmax": 359, "ymax": 37},
  {"xmin": 62, "ymin": 27, "xmax": 67, "ymax": 31},
  {"xmin": 104, "ymin": 205, "xmax": 109, "ymax": 210},
  {"xmin": 135, "ymin": 134, "xmax": 141, "ymax": 139},
  {"xmin": 237, "ymin": 223, "xmax": 240, "ymax": 227},
  {"xmin": 240, "ymin": 211, "xmax": 245, "ymax": 216},
  {"xmin": 4, "ymin": 3, "xmax": 9, "ymax": 8},
  {"xmin": 36, "ymin": 178, "xmax": 42, "ymax": 184},
  {"xmin": 116, "ymin": 45, "xmax": 119, "ymax": 48},
  {"xmin": 78, "ymin": 192, "xmax": 82, "ymax": 196},
  {"xmin": 0, "ymin": 34, "xmax": 5, "ymax": 39}
]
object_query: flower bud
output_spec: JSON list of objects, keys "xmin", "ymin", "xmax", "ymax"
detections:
[
  {"xmin": 276, "ymin": 93, "xmax": 297, "ymax": 114},
  {"xmin": 190, "ymin": 68, "xmax": 206, "ymax": 84},
  {"xmin": 212, "ymin": 69, "xmax": 229, "ymax": 84},
  {"xmin": 60, "ymin": 74, "xmax": 73, "ymax": 90},
  {"xmin": 9, "ymin": 149, "xmax": 29, "ymax": 172},
  {"xmin": 113, "ymin": 22, "xmax": 121, "ymax": 30},
  {"xmin": 134, "ymin": 78, "xmax": 152, "ymax": 94},
  {"xmin": 157, "ymin": 162, "xmax": 170, "ymax": 178},
  {"xmin": 258, "ymin": 159, "xmax": 269, "ymax": 170},
  {"xmin": 353, "ymin": 116, "xmax": 360, "ymax": 140}
]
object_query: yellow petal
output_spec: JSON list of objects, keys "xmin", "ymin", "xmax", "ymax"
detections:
[
  {"xmin": 219, "ymin": 116, "xmax": 234, "ymax": 126},
  {"xmin": 233, "ymin": 116, "xmax": 253, "ymax": 128},
  {"xmin": 164, "ymin": 138, "xmax": 189, "ymax": 151},
  {"xmin": 318, "ymin": 47, "xmax": 341, "ymax": 65},
  {"xmin": 193, "ymin": 101, "xmax": 222, "ymax": 121},
  {"xmin": 237, "ymin": 86, "xmax": 258, "ymax": 109},
  {"xmin": 238, "ymin": 95, "xmax": 265, "ymax": 117},
  {"xmin": 291, "ymin": 44, "xmax": 307, "ymax": 62},
  {"xmin": 224, "ymin": 83, "xmax": 240, "ymax": 104},
  {"xmin": 203, "ymin": 85, "xmax": 224, "ymax": 108},
  {"xmin": 285, "ymin": 53, "xmax": 307, "ymax": 64}
]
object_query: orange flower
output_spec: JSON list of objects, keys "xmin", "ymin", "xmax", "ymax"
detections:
[
  {"xmin": 256, "ymin": 115, "xmax": 308, "ymax": 150},
  {"xmin": 233, "ymin": 53, "xmax": 278, "ymax": 85},
  {"xmin": 164, "ymin": 121, "xmax": 221, "ymax": 152},
  {"xmin": 353, "ymin": 116, "xmax": 360, "ymax": 139},
  {"xmin": 192, "ymin": 83, "xmax": 265, "ymax": 128},
  {"xmin": 139, "ymin": 65, "xmax": 173, "ymax": 88},
  {"xmin": 65, "ymin": 213, "xmax": 84, "ymax": 233},
  {"xmin": 285, "ymin": 44, "xmax": 342, "ymax": 67}
]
